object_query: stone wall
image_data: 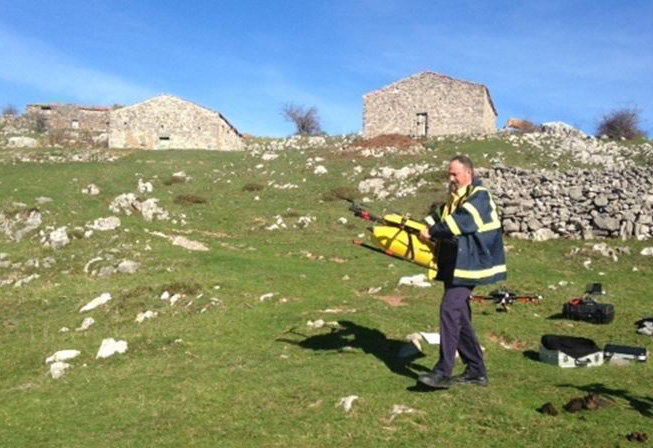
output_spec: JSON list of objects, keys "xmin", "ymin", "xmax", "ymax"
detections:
[
  {"xmin": 363, "ymin": 72, "xmax": 497, "ymax": 138},
  {"xmin": 108, "ymin": 95, "xmax": 243, "ymax": 150},
  {"xmin": 479, "ymin": 166, "xmax": 653, "ymax": 240},
  {"xmin": 26, "ymin": 104, "xmax": 110, "ymax": 132}
]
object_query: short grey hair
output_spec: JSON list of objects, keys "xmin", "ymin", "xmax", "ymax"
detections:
[{"xmin": 451, "ymin": 155, "xmax": 474, "ymax": 177}]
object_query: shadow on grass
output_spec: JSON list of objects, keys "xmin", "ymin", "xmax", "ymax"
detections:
[
  {"xmin": 557, "ymin": 383, "xmax": 653, "ymax": 418},
  {"xmin": 546, "ymin": 313, "xmax": 565, "ymax": 320},
  {"xmin": 277, "ymin": 320, "xmax": 430, "ymax": 381},
  {"xmin": 522, "ymin": 350, "xmax": 540, "ymax": 362}
]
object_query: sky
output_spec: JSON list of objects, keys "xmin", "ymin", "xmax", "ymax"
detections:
[{"xmin": 1, "ymin": 1, "xmax": 651, "ymax": 137}]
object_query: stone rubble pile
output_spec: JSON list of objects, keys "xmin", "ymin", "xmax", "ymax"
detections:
[
  {"xmin": 501, "ymin": 127, "xmax": 653, "ymax": 169},
  {"xmin": 109, "ymin": 193, "xmax": 170, "ymax": 222},
  {"xmin": 479, "ymin": 165, "xmax": 653, "ymax": 240},
  {"xmin": 358, "ymin": 163, "xmax": 434, "ymax": 200}
]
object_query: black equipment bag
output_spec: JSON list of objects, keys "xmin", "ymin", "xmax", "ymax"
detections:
[
  {"xmin": 562, "ymin": 299, "xmax": 615, "ymax": 324},
  {"xmin": 541, "ymin": 335, "xmax": 601, "ymax": 359}
]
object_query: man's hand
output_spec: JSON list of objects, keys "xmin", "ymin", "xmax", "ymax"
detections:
[{"xmin": 419, "ymin": 227, "xmax": 431, "ymax": 243}]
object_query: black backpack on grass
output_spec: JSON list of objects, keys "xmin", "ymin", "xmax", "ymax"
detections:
[{"xmin": 562, "ymin": 283, "xmax": 615, "ymax": 324}]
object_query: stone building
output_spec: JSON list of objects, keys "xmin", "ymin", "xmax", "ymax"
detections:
[
  {"xmin": 363, "ymin": 72, "xmax": 497, "ymax": 138},
  {"xmin": 26, "ymin": 104, "xmax": 112, "ymax": 132},
  {"xmin": 108, "ymin": 95, "xmax": 243, "ymax": 150}
]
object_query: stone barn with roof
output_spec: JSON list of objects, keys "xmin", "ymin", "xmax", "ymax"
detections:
[
  {"xmin": 363, "ymin": 72, "xmax": 497, "ymax": 138},
  {"xmin": 108, "ymin": 94, "xmax": 243, "ymax": 150}
]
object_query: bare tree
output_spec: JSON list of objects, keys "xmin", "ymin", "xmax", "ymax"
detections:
[
  {"xmin": 282, "ymin": 103, "xmax": 322, "ymax": 135},
  {"xmin": 2, "ymin": 104, "xmax": 18, "ymax": 116},
  {"xmin": 596, "ymin": 108, "xmax": 646, "ymax": 140}
]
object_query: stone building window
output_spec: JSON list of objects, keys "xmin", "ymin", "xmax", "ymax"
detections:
[
  {"xmin": 416, "ymin": 113, "xmax": 428, "ymax": 137},
  {"xmin": 71, "ymin": 119, "xmax": 79, "ymax": 129}
]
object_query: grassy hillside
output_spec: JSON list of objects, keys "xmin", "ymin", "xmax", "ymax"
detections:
[{"xmin": 1, "ymin": 137, "xmax": 652, "ymax": 447}]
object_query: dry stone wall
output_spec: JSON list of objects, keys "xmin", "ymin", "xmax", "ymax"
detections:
[
  {"xmin": 479, "ymin": 166, "xmax": 653, "ymax": 240},
  {"xmin": 109, "ymin": 95, "xmax": 243, "ymax": 150},
  {"xmin": 363, "ymin": 72, "xmax": 496, "ymax": 138},
  {"xmin": 26, "ymin": 104, "xmax": 110, "ymax": 132}
]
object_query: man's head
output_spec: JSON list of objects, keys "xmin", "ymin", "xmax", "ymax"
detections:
[{"xmin": 448, "ymin": 155, "xmax": 474, "ymax": 192}]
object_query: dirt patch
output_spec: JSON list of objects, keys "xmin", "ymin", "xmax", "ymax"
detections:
[
  {"xmin": 174, "ymin": 194, "xmax": 207, "ymax": 205},
  {"xmin": 348, "ymin": 134, "xmax": 423, "ymax": 150},
  {"xmin": 487, "ymin": 332, "xmax": 529, "ymax": 350},
  {"xmin": 373, "ymin": 294, "xmax": 407, "ymax": 307},
  {"xmin": 163, "ymin": 176, "xmax": 185, "ymax": 186}
]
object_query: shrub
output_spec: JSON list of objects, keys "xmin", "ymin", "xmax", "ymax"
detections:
[
  {"xmin": 282, "ymin": 103, "xmax": 322, "ymax": 135},
  {"xmin": 242, "ymin": 182, "xmax": 264, "ymax": 192},
  {"xmin": 174, "ymin": 194, "xmax": 207, "ymax": 205},
  {"xmin": 596, "ymin": 108, "xmax": 646, "ymax": 140}
]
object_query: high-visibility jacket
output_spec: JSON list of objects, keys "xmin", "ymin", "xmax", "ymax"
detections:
[{"xmin": 425, "ymin": 179, "xmax": 507, "ymax": 286}]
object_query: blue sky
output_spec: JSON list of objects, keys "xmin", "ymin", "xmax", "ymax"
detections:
[{"xmin": 1, "ymin": 1, "xmax": 651, "ymax": 137}]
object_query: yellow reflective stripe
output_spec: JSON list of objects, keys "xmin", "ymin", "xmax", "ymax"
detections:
[
  {"xmin": 454, "ymin": 264, "xmax": 507, "ymax": 279},
  {"xmin": 461, "ymin": 201, "xmax": 501, "ymax": 232},
  {"xmin": 424, "ymin": 215, "xmax": 436, "ymax": 226},
  {"xmin": 462, "ymin": 202, "xmax": 484, "ymax": 229},
  {"xmin": 444, "ymin": 215, "xmax": 461, "ymax": 236}
]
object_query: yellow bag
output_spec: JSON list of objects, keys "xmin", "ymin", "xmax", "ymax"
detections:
[{"xmin": 369, "ymin": 214, "xmax": 438, "ymax": 278}]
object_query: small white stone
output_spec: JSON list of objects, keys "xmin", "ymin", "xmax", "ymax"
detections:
[
  {"xmin": 76, "ymin": 317, "xmax": 95, "ymax": 332},
  {"xmin": 96, "ymin": 338, "xmax": 128, "ymax": 359},
  {"xmin": 45, "ymin": 350, "xmax": 81, "ymax": 364},
  {"xmin": 260, "ymin": 292, "xmax": 275, "ymax": 302},
  {"xmin": 50, "ymin": 361, "xmax": 71, "ymax": 379},
  {"xmin": 79, "ymin": 293, "xmax": 112, "ymax": 313},
  {"xmin": 337, "ymin": 395, "xmax": 359, "ymax": 413},
  {"xmin": 135, "ymin": 310, "xmax": 158, "ymax": 323}
]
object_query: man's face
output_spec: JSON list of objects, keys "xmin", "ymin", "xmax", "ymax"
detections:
[{"xmin": 448, "ymin": 160, "xmax": 473, "ymax": 192}]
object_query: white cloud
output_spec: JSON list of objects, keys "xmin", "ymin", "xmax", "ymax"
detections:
[{"xmin": 0, "ymin": 26, "xmax": 155, "ymax": 105}]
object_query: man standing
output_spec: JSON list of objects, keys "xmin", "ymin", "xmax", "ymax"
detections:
[{"xmin": 417, "ymin": 155, "xmax": 506, "ymax": 389}]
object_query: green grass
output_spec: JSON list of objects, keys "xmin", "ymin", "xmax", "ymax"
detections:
[{"xmin": 0, "ymin": 139, "xmax": 652, "ymax": 447}]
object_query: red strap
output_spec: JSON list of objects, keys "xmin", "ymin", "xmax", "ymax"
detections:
[{"xmin": 569, "ymin": 298, "xmax": 583, "ymax": 306}]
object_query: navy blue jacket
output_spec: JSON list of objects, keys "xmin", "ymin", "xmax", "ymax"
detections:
[{"xmin": 426, "ymin": 179, "xmax": 506, "ymax": 286}]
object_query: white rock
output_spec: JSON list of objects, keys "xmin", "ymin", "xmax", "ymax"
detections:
[
  {"xmin": 398, "ymin": 274, "xmax": 431, "ymax": 288},
  {"xmin": 259, "ymin": 292, "xmax": 275, "ymax": 302},
  {"xmin": 82, "ymin": 184, "xmax": 100, "ymax": 195},
  {"xmin": 137, "ymin": 179, "xmax": 154, "ymax": 193},
  {"xmin": 80, "ymin": 293, "xmax": 112, "ymax": 313},
  {"xmin": 307, "ymin": 319, "xmax": 325, "ymax": 329},
  {"xmin": 135, "ymin": 310, "xmax": 158, "ymax": 323},
  {"xmin": 8, "ymin": 136, "xmax": 39, "ymax": 148},
  {"xmin": 50, "ymin": 361, "xmax": 71, "ymax": 379},
  {"xmin": 139, "ymin": 198, "xmax": 169, "ymax": 221},
  {"xmin": 389, "ymin": 404, "xmax": 419, "ymax": 422},
  {"xmin": 169, "ymin": 294, "xmax": 181, "ymax": 305},
  {"xmin": 117, "ymin": 260, "xmax": 140, "ymax": 274},
  {"xmin": 171, "ymin": 235, "xmax": 209, "ymax": 251},
  {"xmin": 48, "ymin": 227, "xmax": 70, "ymax": 250},
  {"xmin": 313, "ymin": 165, "xmax": 328, "ymax": 175},
  {"xmin": 76, "ymin": 317, "xmax": 95, "ymax": 331},
  {"xmin": 36, "ymin": 196, "xmax": 53, "ymax": 205},
  {"xmin": 338, "ymin": 217, "xmax": 348, "ymax": 225},
  {"xmin": 640, "ymin": 247, "xmax": 653, "ymax": 256},
  {"xmin": 582, "ymin": 259, "xmax": 592, "ymax": 270},
  {"xmin": 96, "ymin": 338, "xmax": 128, "ymax": 359},
  {"xmin": 45, "ymin": 350, "xmax": 81, "ymax": 364},
  {"xmin": 161, "ymin": 291, "xmax": 171, "ymax": 300},
  {"xmin": 88, "ymin": 216, "xmax": 121, "ymax": 231},
  {"xmin": 337, "ymin": 395, "xmax": 359, "ymax": 413},
  {"xmin": 58, "ymin": 327, "xmax": 70, "ymax": 333}
]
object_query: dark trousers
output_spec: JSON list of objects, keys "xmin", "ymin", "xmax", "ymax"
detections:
[{"xmin": 434, "ymin": 284, "xmax": 487, "ymax": 377}]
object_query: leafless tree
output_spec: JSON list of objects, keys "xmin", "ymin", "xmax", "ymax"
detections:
[
  {"xmin": 597, "ymin": 108, "xmax": 646, "ymax": 140},
  {"xmin": 282, "ymin": 103, "xmax": 322, "ymax": 135}
]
